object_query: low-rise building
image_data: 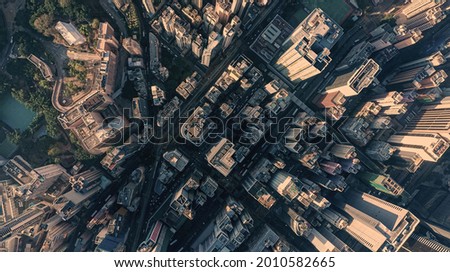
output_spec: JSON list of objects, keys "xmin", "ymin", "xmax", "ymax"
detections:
[{"xmin": 55, "ymin": 21, "xmax": 86, "ymax": 46}]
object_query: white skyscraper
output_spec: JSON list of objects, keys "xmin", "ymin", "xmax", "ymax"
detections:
[
  {"xmin": 191, "ymin": 0, "xmax": 203, "ymax": 10},
  {"xmin": 201, "ymin": 31, "xmax": 223, "ymax": 67},
  {"xmin": 231, "ymin": 0, "xmax": 243, "ymax": 14},
  {"xmin": 274, "ymin": 9, "xmax": 343, "ymax": 84},
  {"xmin": 142, "ymin": 0, "xmax": 156, "ymax": 16}
]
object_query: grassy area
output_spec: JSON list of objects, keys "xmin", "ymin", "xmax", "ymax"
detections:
[
  {"xmin": 160, "ymin": 47, "xmax": 195, "ymax": 92},
  {"xmin": 302, "ymin": 0, "xmax": 354, "ymax": 24}
]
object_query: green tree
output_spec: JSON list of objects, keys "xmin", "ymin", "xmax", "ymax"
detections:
[
  {"xmin": 91, "ymin": 18, "xmax": 100, "ymax": 29},
  {"xmin": 48, "ymin": 144, "xmax": 64, "ymax": 157},
  {"xmin": 78, "ymin": 24, "xmax": 90, "ymax": 37},
  {"xmin": 58, "ymin": 0, "xmax": 72, "ymax": 8},
  {"xmin": 43, "ymin": 0, "xmax": 57, "ymax": 14},
  {"xmin": 33, "ymin": 14, "xmax": 54, "ymax": 36},
  {"xmin": 7, "ymin": 130, "xmax": 23, "ymax": 145}
]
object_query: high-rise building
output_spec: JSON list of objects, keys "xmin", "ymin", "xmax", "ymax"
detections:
[
  {"xmin": 230, "ymin": 0, "xmax": 243, "ymax": 14},
  {"xmin": 369, "ymin": 23, "xmax": 397, "ymax": 51},
  {"xmin": 402, "ymin": 7, "xmax": 446, "ymax": 32},
  {"xmin": 340, "ymin": 118, "xmax": 374, "ymax": 146},
  {"xmin": 203, "ymin": 3, "xmax": 220, "ymax": 33},
  {"xmin": 191, "ymin": 0, "xmax": 203, "ymax": 10},
  {"xmin": 403, "ymin": 99, "xmax": 450, "ymax": 140},
  {"xmin": 269, "ymin": 171, "xmax": 302, "ymax": 202},
  {"xmin": 41, "ymin": 222, "xmax": 77, "ymax": 252},
  {"xmin": 197, "ymin": 197, "xmax": 252, "ymax": 252},
  {"xmin": 281, "ymin": 208, "xmax": 311, "ymax": 237},
  {"xmin": 273, "ymin": 9, "xmax": 343, "ymax": 83},
  {"xmin": 53, "ymin": 169, "xmax": 110, "ymax": 221},
  {"xmin": 330, "ymin": 144, "xmax": 356, "ymax": 159},
  {"xmin": 201, "ymin": 31, "xmax": 223, "ymax": 67},
  {"xmin": 222, "ymin": 23, "xmax": 236, "ymax": 50},
  {"xmin": 336, "ymin": 42, "xmax": 375, "ymax": 71},
  {"xmin": 97, "ymin": 50, "xmax": 118, "ymax": 95},
  {"xmin": 398, "ymin": 51, "xmax": 446, "ymax": 70},
  {"xmin": 215, "ymin": 0, "xmax": 233, "ymax": 24},
  {"xmin": 326, "ymin": 59, "xmax": 380, "ymax": 97},
  {"xmin": 404, "ymin": 233, "xmax": 450, "ymax": 252},
  {"xmin": 365, "ymin": 141, "xmax": 396, "ymax": 161},
  {"xmin": 0, "ymin": 202, "xmax": 52, "ymax": 243},
  {"xmin": 255, "ymin": 0, "xmax": 269, "ymax": 6},
  {"xmin": 242, "ymin": 178, "xmax": 276, "ymax": 209},
  {"xmin": 270, "ymin": 172, "xmax": 325, "ymax": 209},
  {"xmin": 174, "ymin": 18, "xmax": 192, "ymax": 52},
  {"xmin": 3, "ymin": 156, "xmax": 70, "ymax": 200},
  {"xmin": 320, "ymin": 208, "xmax": 348, "ymax": 229},
  {"xmin": 387, "ymin": 133, "xmax": 449, "ymax": 162},
  {"xmin": 400, "ymin": 0, "xmax": 447, "ymax": 19},
  {"xmin": 142, "ymin": 0, "xmax": 156, "ymax": 16},
  {"xmin": 334, "ymin": 190, "xmax": 420, "ymax": 252},
  {"xmin": 246, "ymin": 224, "xmax": 280, "ymax": 252},
  {"xmin": 148, "ymin": 32, "xmax": 161, "ymax": 71},
  {"xmin": 388, "ymin": 150, "xmax": 425, "ymax": 173},
  {"xmin": 206, "ymin": 138, "xmax": 237, "ymax": 176},
  {"xmin": 160, "ymin": 6, "xmax": 176, "ymax": 36},
  {"xmin": 192, "ymin": 34, "xmax": 205, "ymax": 58},
  {"xmin": 306, "ymin": 228, "xmax": 351, "ymax": 252},
  {"xmin": 238, "ymin": 0, "xmax": 253, "ymax": 18},
  {"xmin": 386, "ymin": 63, "xmax": 447, "ymax": 91},
  {"xmin": 371, "ymin": 91, "xmax": 404, "ymax": 106},
  {"xmin": 357, "ymin": 171, "xmax": 404, "ymax": 196},
  {"xmin": 394, "ymin": 27, "xmax": 424, "ymax": 49}
]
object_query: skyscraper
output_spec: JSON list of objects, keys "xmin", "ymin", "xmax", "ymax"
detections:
[
  {"xmin": 0, "ymin": 202, "xmax": 53, "ymax": 243},
  {"xmin": 3, "ymin": 156, "xmax": 70, "ymax": 200},
  {"xmin": 142, "ymin": 0, "xmax": 156, "ymax": 16},
  {"xmin": 400, "ymin": 0, "xmax": 447, "ymax": 19},
  {"xmin": 403, "ymin": 99, "xmax": 450, "ymax": 140},
  {"xmin": 334, "ymin": 191, "xmax": 420, "ymax": 252},
  {"xmin": 273, "ymin": 9, "xmax": 343, "ymax": 84},
  {"xmin": 191, "ymin": 0, "xmax": 203, "ymax": 10},
  {"xmin": 230, "ymin": 0, "xmax": 243, "ymax": 14},
  {"xmin": 356, "ymin": 171, "xmax": 404, "ymax": 196},
  {"xmin": 222, "ymin": 23, "xmax": 236, "ymax": 50},
  {"xmin": 386, "ymin": 51, "xmax": 447, "ymax": 91},
  {"xmin": 201, "ymin": 31, "xmax": 223, "ymax": 67},
  {"xmin": 387, "ymin": 133, "xmax": 449, "ymax": 162},
  {"xmin": 192, "ymin": 34, "xmax": 205, "ymax": 58},
  {"xmin": 215, "ymin": 0, "xmax": 233, "ymax": 24},
  {"xmin": 325, "ymin": 59, "xmax": 380, "ymax": 97},
  {"xmin": 238, "ymin": 0, "xmax": 253, "ymax": 18}
]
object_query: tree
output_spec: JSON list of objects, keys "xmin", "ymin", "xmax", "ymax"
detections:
[
  {"xmin": 0, "ymin": 78, "xmax": 12, "ymax": 96},
  {"xmin": 44, "ymin": 0, "xmax": 57, "ymax": 14},
  {"xmin": 48, "ymin": 144, "xmax": 64, "ymax": 157},
  {"xmin": 33, "ymin": 14, "xmax": 53, "ymax": 36},
  {"xmin": 7, "ymin": 130, "xmax": 23, "ymax": 145},
  {"xmin": 91, "ymin": 18, "xmax": 100, "ymax": 29},
  {"xmin": 58, "ymin": 0, "xmax": 72, "ymax": 8},
  {"xmin": 74, "ymin": 147, "xmax": 94, "ymax": 161}
]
